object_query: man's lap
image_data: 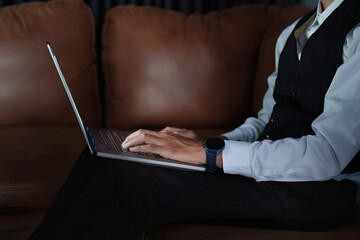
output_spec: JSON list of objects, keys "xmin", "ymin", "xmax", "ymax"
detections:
[
  {"xmin": 99, "ymin": 153, "xmax": 358, "ymax": 231},
  {"xmin": 31, "ymin": 147, "xmax": 359, "ymax": 239}
]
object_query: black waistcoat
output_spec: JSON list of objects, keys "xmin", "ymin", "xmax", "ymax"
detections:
[{"xmin": 257, "ymin": 0, "xmax": 360, "ymax": 173}]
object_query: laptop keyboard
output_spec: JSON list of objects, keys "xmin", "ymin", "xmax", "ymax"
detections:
[
  {"xmin": 98, "ymin": 129, "xmax": 126, "ymax": 152},
  {"xmin": 98, "ymin": 129, "xmax": 155, "ymax": 157}
]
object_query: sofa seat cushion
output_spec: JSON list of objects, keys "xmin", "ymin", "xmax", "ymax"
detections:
[
  {"xmin": 0, "ymin": 125, "xmax": 230, "ymax": 211},
  {"xmin": 0, "ymin": 125, "xmax": 85, "ymax": 211},
  {"xmin": 0, "ymin": 211, "xmax": 45, "ymax": 239},
  {"xmin": 102, "ymin": 5, "xmax": 279, "ymax": 130},
  {"xmin": 0, "ymin": 0, "xmax": 101, "ymax": 126}
]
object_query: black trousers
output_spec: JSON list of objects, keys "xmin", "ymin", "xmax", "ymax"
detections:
[{"xmin": 30, "ymin": 148, "xmax": 358, "ymax": 239}]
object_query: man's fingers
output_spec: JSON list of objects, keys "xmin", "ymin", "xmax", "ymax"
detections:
[
  {"xmin": 160, "ymin": 127, "xmax": 198, "ymax": 140},
  {"xmin": 122, "ymin": 129, "xmax": 153, "ymax": 144},
  {"xmin": 129, "ymin": 144, "xmax": 160, "ymax": 154},
  {"xmin": 125, "ymin": 129, "xmax": 154, "ymax": 141},
  {"xmin": 161, "ymin": 127, "xmax": 188, "ymax": 136},
  {"xmin": 122, "ymin": 129, "xmax": 160, "ymax": 149},
  {"xmin": 161, "ymin": 126, "xmax": 185, "ymax": 134}
]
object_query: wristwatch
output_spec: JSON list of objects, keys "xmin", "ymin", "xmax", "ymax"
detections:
[{"xmin": 204, "ymin": 137, "xmax": 225, "ymax": 172}]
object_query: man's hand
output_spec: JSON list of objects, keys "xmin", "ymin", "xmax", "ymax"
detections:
[
  {"xmin": 121, "ymin": 128, "xmax": 206, "ymax": 165},
  {"xmin": 160, "ymin": 127, "xmax": 200, "ymax": 140}
]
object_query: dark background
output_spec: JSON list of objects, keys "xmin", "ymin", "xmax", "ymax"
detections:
[{"xmin": 0, "ymin": 0, "xmax": 315, "ymax": 33}]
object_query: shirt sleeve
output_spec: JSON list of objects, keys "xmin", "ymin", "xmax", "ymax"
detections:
[{"xmin": 222, "ymin": 23, "xmax": 360, "ymax": 182}]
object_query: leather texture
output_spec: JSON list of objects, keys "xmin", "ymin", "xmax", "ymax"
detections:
[
  {"xmin": 0, "ymin": 211, "xmax": 45, "ymax": 239},
  {"xmin": 1, "ymin": 1, "xmax": 359, "ymax": 239},
  {"xmin": 102, "ymin": 5, "xmax": 274, "ymax": 130},
  {"xmin": 0, "ymin": 0, "xmax": 101, "ymax": 126},
  {"xmin": 0, "ymin": 126, "xmax": 85, "ymax": 210},
  {"xmin": 0, "ymin": 126, "xmax": 84, "ymax": 238}
]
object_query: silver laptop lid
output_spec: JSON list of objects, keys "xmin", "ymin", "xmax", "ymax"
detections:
[{"xmin": 46, "ymin": 42, "xmax": 94, "ymax": 154}]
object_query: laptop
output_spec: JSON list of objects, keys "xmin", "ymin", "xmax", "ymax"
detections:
[{"xmin": 46, "ymin": 42, "xmax": 205, "ymax": 172}]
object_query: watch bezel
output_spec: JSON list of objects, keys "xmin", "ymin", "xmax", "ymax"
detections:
[{"xmin": 204, "ymin": 137, "xmax": 225, "ymax": 151}]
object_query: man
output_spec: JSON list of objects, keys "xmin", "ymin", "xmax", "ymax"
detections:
[
  {"xmin": 31, "ymin": 0, "xmax": 360, "ymax": 239},
  {"xmin": 122, "ymin": 0, "xmax": 360, "ymax": 182}
]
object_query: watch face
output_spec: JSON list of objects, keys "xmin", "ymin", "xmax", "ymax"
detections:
[{"xmin": 205, "ymin": 137, "xmax": 225, "ymax": 150}]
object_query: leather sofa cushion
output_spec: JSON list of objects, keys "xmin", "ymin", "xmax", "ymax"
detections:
[
  {"xmin": 0, "ymin": 126, "xmax": 228, "ymax": 239},
  {"xmin": 0, "ymin": 125, "xmax": 84, "ymax": 210},
  {"xmin": 0, "ymin": 211, "xmax": 45, "ymax": 239},
  {"xmin": 0, "ymin": 125, "xmax": 226, "ymax": 212},
  {"xmin": 102, "ymin": 5, "xmax": 278, "ymax": 130},
  {"xmin": 0, "ymin": 0, "xmax": 101, "ymax": 126}
]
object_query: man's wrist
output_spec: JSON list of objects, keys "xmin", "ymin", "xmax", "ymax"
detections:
[
  {"xmin": 219, "ymin": 136, "xmax": 228, "ymax": 140},
  {"xmin": 204, "ymin": 137, "xmax": 225, "ymax": 172},
  {"xmin": 217, "ymin": 135, "xmax": 226, "ymax": 168},
  {"xmin": 216, "ymin": 152, "xmax": 223, "ymax": 168}
]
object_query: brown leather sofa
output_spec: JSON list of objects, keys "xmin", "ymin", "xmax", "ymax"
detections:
[{"xmin": 0, "ymin": 0, "xmax": 359, "ymax": 239}]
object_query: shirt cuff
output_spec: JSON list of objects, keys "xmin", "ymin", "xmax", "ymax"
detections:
[
  {"xmin": 222, "ymin": 128, "xmax": 252, "ymax": 141},
  {"xmin": 222, "ymin": 140, "xmax": 252, "ymax": 177}
]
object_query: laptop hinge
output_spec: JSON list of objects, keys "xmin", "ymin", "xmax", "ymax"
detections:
[{"xmin": 86, "ymin": 127, "xmax": 96, "ymax": 152}]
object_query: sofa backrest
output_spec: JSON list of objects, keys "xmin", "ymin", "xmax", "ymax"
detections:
[
  {"xmin": 0, "ymin": 0, "xmax": 101, "ymax": 126},
  {"xmin": 102, "ymin": 5, "xmax": 280, "ymax": 130},
  {"xmin": 0, "ymin": 1, "xmax": 311, "ymax": 130}
]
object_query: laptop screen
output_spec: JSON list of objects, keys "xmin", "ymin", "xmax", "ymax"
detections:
[{"xmin": 46, "ymin": 42, "xmax": 94, "ymax": 154}]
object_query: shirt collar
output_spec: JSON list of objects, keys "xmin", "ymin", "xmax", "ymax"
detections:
[{"xmin": 308, "ymin": 0, "xmax": 344, "ymax": 28}]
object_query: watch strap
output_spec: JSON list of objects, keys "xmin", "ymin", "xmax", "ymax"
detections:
[{"xmin": 205, "ymin": 149, "xmax": 218, "ymax": 172}]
